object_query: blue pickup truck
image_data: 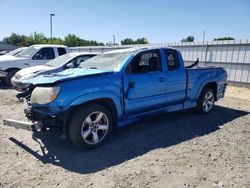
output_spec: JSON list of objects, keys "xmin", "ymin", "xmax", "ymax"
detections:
[{"xmin": 4, "ymin": 47, "xmax": 227, "ymax": 148}]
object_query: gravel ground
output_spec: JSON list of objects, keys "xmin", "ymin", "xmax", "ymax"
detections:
[{"xmin": 0, "ymin": 85, "xmax": 249, "ymax": 188}]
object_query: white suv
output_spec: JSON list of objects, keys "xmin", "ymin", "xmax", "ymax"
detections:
[{"xmin": 0, "ymin": 44, "xmax": 69, "ymax": 86}]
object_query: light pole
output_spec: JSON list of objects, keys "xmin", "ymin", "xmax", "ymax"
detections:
[
  {"xmin": 50, "ymin": 13, "xmax": 55, "ymax": 44},
  {"xmin": 113, "ymin": 35, "xmax": 115, "ymax": 45}
]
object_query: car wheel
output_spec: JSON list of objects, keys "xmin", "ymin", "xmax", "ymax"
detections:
[
  {"xmin": 68, "ymin": 104, "xmax": 113, "ymax": 149},
  {"xmin": 196, "ymin": 88, "xmax": 215, "ymax": 114},
  {"xmin": 5, "ymin": 70, "xmax": 17, "ymax": 87}
]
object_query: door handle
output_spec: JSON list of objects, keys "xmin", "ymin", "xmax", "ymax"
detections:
[{"xmin": 158, "ymin": 77, "xmax": 165, "ymax": 82}]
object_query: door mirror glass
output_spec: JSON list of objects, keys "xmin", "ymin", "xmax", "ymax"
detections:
[{"xmin": 65, "ymin": 62, "xmax": 74, "ymax": 69}]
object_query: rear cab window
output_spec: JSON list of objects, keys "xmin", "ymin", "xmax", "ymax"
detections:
[
  {"xmin": 165, "ymin": 50, "xmax": 179, "ymax": 70},
  {"xmin": 57, "ymin": 48, "xmax": 67, "ymax": 56}
]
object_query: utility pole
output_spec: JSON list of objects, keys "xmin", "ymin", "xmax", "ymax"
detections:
[
  {"xmin": 202, "ymin": 30, "xmax": 206, "ymax": 44},
  {"xmin": 50, "ymin": 13, "xmax": 55, "ymax": 44},
  {"xmin": 113, "ymin": 35, "xmax": 115, "ymax": 45},
  {"xmin": 202, "ymin": 30, "xmax": 206, "ymax": 65}
]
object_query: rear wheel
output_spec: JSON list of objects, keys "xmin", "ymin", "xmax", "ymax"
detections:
[
  {"xmin": 5, "ymin": 70, "xmax": 18, "ymax": 87},
  {"xmin": 196, "ymin": 88, "xmax": 215, "ymax": 114},
  {"xmin": 68, "ymin": 104, "xmax": 113, "ymax": 149}
]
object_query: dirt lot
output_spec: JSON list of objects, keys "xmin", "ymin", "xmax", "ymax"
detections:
[{"xmin": 0, "ymin": 85, "xmax": 249, "ymax": 188}]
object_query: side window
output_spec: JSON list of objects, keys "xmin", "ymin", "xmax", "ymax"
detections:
[
  {"xmin": 165, "ymin": 50, "xmax": 179, "ymax": 70},
  {"xmin": 33, "ymin": 48, "xmax": 55, "ymax": 60},
  {"xmin": 58, "ymin": 48, "xmax": 66, "ymax": 56},
  {"xmin": 126, "ymin": 50, "xmax": 162, "ymax": 74}
]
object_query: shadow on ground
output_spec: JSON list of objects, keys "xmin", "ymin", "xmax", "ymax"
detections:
[{"xmin": 9, "ymin": 105, "xmax": 249, "ymax": 174}]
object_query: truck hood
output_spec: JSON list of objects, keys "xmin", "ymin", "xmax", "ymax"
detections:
[
  {"xmin": 17, "ymin": 65, "xmax": 54, "ymax": 76},
  {"xmin": 22, "ymin": 68, "xmax": 113, "ymax": 85},
  {"xmin": 0, "ymin": 55, "xmax": 28, "ymax": 70},
  {"xmin": 0, "ymin": 55, "xmax": 27, "ymax": 63}
]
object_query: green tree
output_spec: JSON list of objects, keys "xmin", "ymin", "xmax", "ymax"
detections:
[
  {"xmin": 3, "ymin": 33, "xmax": 26, "ymax": 47},
  {"xmin": 214, "ymin": 37, "xmax": 235, "ymax": 41},
  {"xmin": 181, "ymin": 36, "xmax": 195, "ymax": 42},
  {"xmin": 48, "ymin": 37, "xmax": 64, "ymax": 45},
  {"xmin": 121, "ymin": 37, "xmax": 149, "ymax": 45},
  {"xmin": 3, "ymin": 32, "xmax": 104, "ymax": 47},
  {"xmin": 63, "ymin": 34, "xmax": 82, "ymax": 47},
  {"xmin": 63, "ymin": 34, "xmax": 104, "ymax": 47},
  {"xmin": 135, "ymin": 37, "xmax": 148, "ymax": 44}
]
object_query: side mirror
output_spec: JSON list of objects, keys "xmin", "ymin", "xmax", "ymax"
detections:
[
  {"xmin": 65, "ymin": 62, "xmax": 74, "ymax": 69},
  {"xmin": 33, "ymin": 53, "xmax": 42, "ymax": 60}
]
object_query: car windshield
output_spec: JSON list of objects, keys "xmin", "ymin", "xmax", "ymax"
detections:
[
  {"xmin": 16, "ymin": 46, "xmax": 39, "ymax": 58},
  {"xmin": 5, "ymin": 48, "xmax": 24, "ymax": 56},
  {"xmin": 46, "ymin": 54, "xmax": 76, "ymax": 67},
  {"xmin": 79, "ymin": 52, "xmax": 132, "ymax": 71}
]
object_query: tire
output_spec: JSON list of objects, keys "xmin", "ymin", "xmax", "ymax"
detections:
[
  {"xmin": 68, "ymin": 104, "xmax": 113, "ymax": 149},
  {"xmin": 196, "ymin": 88, "xmax": 215, "ymax": 114},
  {"xmin": 5, "ymin": 70, "xmax": 18, "ymax": 87}
]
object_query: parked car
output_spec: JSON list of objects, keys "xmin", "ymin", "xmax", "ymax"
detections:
[
  {"xmin": 0, "ymin": 50, "xmax": 9, "ymax": 55},
  {"xmin": 4, "ymin": 47, "xmax": 227, "ymax": 148},
  {"xmin": 3, "ymin": 47, "xmax": 27, "ymax": 56},
  {"xmin": 11, "ymin": 52, "xmax": 98, "ymax": 93},
  {"xmin": 0, "ymin": 44, "xmax": 69, "ymax": 86}
]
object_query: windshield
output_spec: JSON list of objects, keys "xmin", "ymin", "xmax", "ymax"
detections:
[
  {"xmin": 5, "ymin": 48, "xmax": 24, "ymax": 56},
  {"xmin": 46, "ymin": 54, "xmax": 75, "ymax": 67},
  {"xmin": 16, "ymin": 46, "xmax": 39, "ymax": 58},
  {"xmin": 79, "ymin": 52, "xmax": 131, "ymax": 71}
]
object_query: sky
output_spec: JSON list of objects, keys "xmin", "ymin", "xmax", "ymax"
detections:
[{"xmin": 0, "ymin": 0, "xmax": 249, "ymax": 44}]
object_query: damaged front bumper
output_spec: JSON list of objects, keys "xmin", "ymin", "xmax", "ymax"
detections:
[
  {"xmin": 3, "ymin": 102, "xmax": 68, "ymax": 132},
  {"xmin": 24, "ymin": 104, "xmax": 65, "ymax": 128},
  {"xmin": 3, "ymin": 119, "xmax": 43, "ymax": 131}
]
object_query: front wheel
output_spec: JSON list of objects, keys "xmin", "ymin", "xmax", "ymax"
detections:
[
  {"xmin": 196, "ymin": 88, "xmax": 215, "ymax": 114},
  {"xmin": 68, "ymin": 104, "xmax": 113, "ymax": 149},
  {"xmin": 5, "ymin": 70, "xmax": 18, "ymax": 87}
]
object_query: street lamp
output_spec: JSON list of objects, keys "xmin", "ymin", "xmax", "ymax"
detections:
[
  {"xmin": 113, "ymin": 35, "xmax": 116, "ymax": 45},
  {"xmin": 50, "ymin": 13, "xmax": 55, "ymax": 44}
]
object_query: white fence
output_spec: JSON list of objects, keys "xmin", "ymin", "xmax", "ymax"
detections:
[{"xmin": 70, "ymin": 39, "xmax": 250, "ymax": 84}]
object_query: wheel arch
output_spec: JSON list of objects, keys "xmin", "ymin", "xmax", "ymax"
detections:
[
  {"xmin": 197, "ymin": 81, "xmax": 218, "ymax": 101},
  {"xmin": 62, "ymin": 97, "xmax": 118, "ymax": 135},
  {"xmin": 5, "ymin": 67, "xmax": 21, "ymax": 73}
]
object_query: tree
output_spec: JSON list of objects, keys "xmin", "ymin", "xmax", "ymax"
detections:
[
  {"xmin": 63, "ymin": 34, "xmax": 104, "ymax": 47},
  {"xmin": 3, "ymin": 32, "xmax": 48, "ymax": 46},
  {"xmin": 181, "ymin": 36, "xmax": 195, "ymax": 42},
  {"xmin": 63, "ymin": 34, "xmax": 82, "ymax": 47},
  {"xmin": 135, "ymin": 37, "xmax": 148, "ymax": 44},
  {"xmin": 121, "ymin": 37, "xmax": 149, "ymax": 45},
  {"xmin": 3, "ymin": 33, "xmax": 26, "ymax": 47},
  {"xmin": 214, "ymin": 37, "xmax": 235, "ymax": 41},
  {"xmin": 48, "ymin": 37, "xmax": 64, "ymax": 45},
  {"xmin": 3, "ymin": 32, "xmax": 104, "ymax": 47}
]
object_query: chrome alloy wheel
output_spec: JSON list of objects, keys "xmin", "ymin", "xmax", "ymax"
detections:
[
  {"xmin": 81, "ymin": 111, "xmax": 109, "ymax": 145},
  {"xmin": 202, "ymin": 91, "xmax": 214, "ymax": 112}
]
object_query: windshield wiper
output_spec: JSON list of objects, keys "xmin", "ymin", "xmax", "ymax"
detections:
[{"xmin": 88, "ymin": 67, "xmax": 99, "ymax": 69}]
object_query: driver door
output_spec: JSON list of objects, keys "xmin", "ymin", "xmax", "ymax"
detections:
[{"xmin": 123, "ymin": 49, "xmax": 167, "ymax": 116}]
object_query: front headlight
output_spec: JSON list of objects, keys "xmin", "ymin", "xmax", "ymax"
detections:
[{"xmin": 31, "ymin": 87, "xmax": 61, "ymax": 104}]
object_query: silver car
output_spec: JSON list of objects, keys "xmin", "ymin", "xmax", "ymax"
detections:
[{"xmin": 11, "ymin": 52, "xmax": 98, "ymax": 92}]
